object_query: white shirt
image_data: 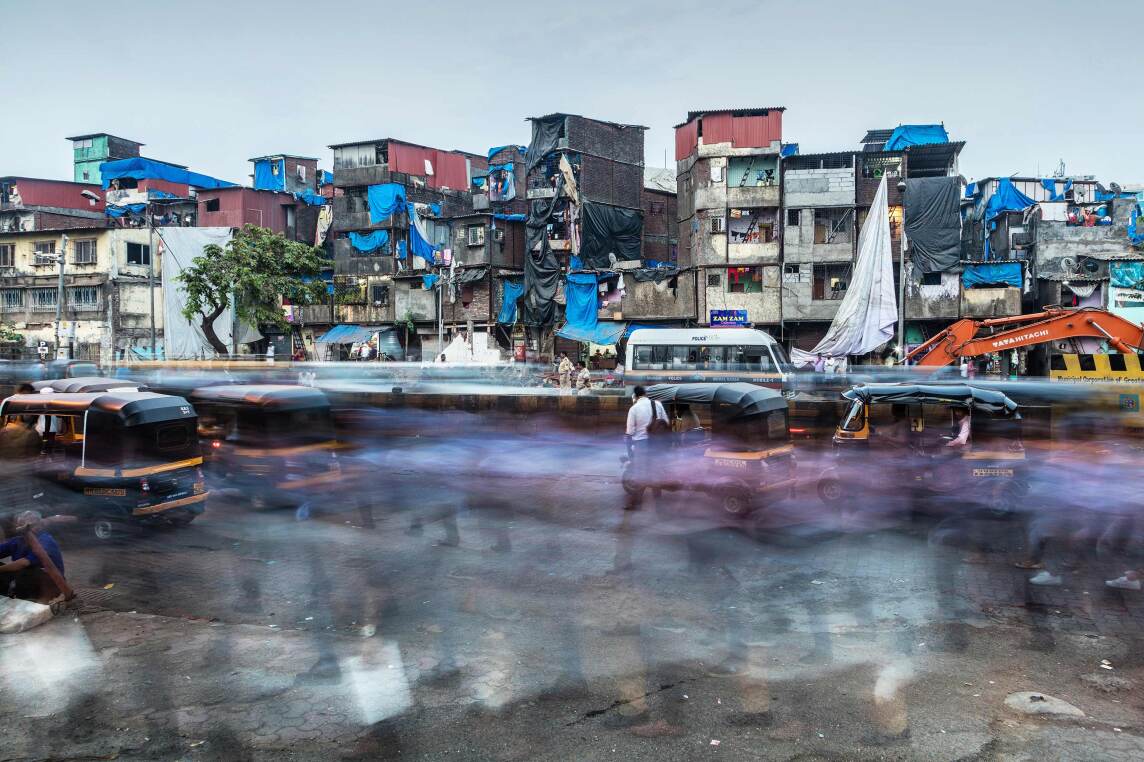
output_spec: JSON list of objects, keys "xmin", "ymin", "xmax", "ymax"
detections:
[
  {"xmin": 626, "ymin": 396, "xmax": 667, "ymax": 441},
  {"xmin": 947, "ymin": 415, "xmax": 971, "ymax": 448}
]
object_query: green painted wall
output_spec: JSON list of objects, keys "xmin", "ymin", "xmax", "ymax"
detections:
[{"xmin": 73, "ymin": 135, "xmax": 109, "ymax": 184}]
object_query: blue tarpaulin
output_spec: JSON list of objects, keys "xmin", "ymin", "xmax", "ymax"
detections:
[
  {"xmin": 319, "ymin": 170, "xmax": 334, "ymax": 186},
  {"xmin": 965, "ymin": 182, "xmax": 977, "ymax": 199},
  {"xmin": 105, "ymin": 202, "xmax": 147, "ymax": 218},
  {"xmin": 498, "ymin": 279, "xmax": 524, "ymax": 324},
  {"xmin": 488, "ymin": 145, "xmax": 526, "ymax": 160},
  {"xmin": 367, "ymin": 183, "xmax": 407, "ymax": 224},
  {"xmin": 396, "ymin": 240, "xmax": 407, "ymax": 260},
  {"xmin": 422, "ymin": 274, "xmax": 439, "ymax": 290},
  {"xmin": 780, "ymin": 143, "xmax": 799, "ymax": 158},
  {"xmin": 472, "ymin": 177, "xmax": 487, "ymax": 188},
  {"xmin": 492, "ymin": 213, "xmax": 526, "ymax": 222},
  {"xmin": 429, "ymin": 202, "xmax": 441, "ymax": 215},
  {"xmin": 883, "ymin": 124, "xmax": 949, "ymax": 151},
  {"xmin": 963, "ymin": 261, "xmax": 1022, "ymax": 289},
  {"xmin": 1129, "ymin": 205, "xmax": 1144, "ymax": 247},
  {"xmin": 294, "ymin": 189, "xmax": 326, "ymax": 206},
  {"xmin": 407, "ymin": 204, "xmax": 437, "ymax": 260},
  {"xmin": 150, "ymin": 189, "xmax": 176, "ymax": 199},
  {"xmin": 557, "ymin": 321, "xmax": 628, "ymax": 346},
  {"xmin": 100, "ymin": 157, "xmax": 236, "ymax": 190},
  {"xmin": 253, "ymin": 159, "xmax": 286, "ymax": 192},
  {"xmin": 1111, "ymin": 261, "xmax": 1144, "ymax": 288},
  {"xmin": 569, "ymin": 255, "xmax": 584, "ymax": 271},
  {"xmin": 488, "ymin": 162, "xmax": 513, "ymax": 174},
  {"xmin": 316, "ymin": 324, "xmax": 376, "ymax": 344},
  {"xmin": 348, "ymin": 230, "xmax": 390, "ymax": 253},
  {"xmin": 563, "ymin": 273, "xmax": 599, "ymax": 337},
  {"xmin": 983, "ymin": 178, "xmax": 1036, "ymax": 259}
]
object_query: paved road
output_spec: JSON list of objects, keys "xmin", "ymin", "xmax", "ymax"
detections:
[{"xmin": 4, "ymin": 455, "xmax": 1144, "ymax": 760}]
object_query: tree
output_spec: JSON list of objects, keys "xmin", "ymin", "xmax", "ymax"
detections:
[
  {"xmin": 178, "ymin": 226, "xmax": 326, "ymax": 356},
  {"xmin": 0, "ymin": 322, "xmax": 22, "ymax": 344}
]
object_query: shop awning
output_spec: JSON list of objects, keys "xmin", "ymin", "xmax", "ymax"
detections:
[{"xmin": 315, "ymin": 324, "xmax": 376, "ymax": 344}]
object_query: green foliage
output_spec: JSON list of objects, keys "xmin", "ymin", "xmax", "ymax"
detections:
[
  {"xmin": 0, "ymin": 322, "xmax": 22, "ymax": 343},
  {"xmin": 396, "ymin": 309, "xmax": 415, "ymax": 333},
  {"xmin": 178, "ymin": 226, "xmax": 327, "ymax": 332}
]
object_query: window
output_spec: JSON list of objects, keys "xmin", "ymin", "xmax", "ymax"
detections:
[
  {"xmin": 707, "ymin": 273, "xmax": 721, "ymax": 287},
  {"xmin": 1, "ymin": 289, "xmax": 22, "ymax": 310},
  {"xmin": 0, "ymin": 243, "xmax": 13, "ymax": 268},
  {"xmin": 33, "ymin": 241, "xmax": 56, "ymax": 264},
  {"xmin": 69, "ymin": 286, "xmax": 100, "ymax": 309},
  {"xmin": 82, "ymin": 171, "xmax": 90, "ymax": 181},
  {"xmin": 296, "ymin": 164, "xmax": 306, "ymax": 182},
  {"xmin": 812, "ymin": 263, "xmax": 851, "ymax": 300},
  {"xmin": 728, "ymin": 209, "xmax": 776, "ymax": 244},
  {"xmin": 920, "ymin": 272, "xmax": 942, "ymax": 286},
  {"xmin": 787, "ymin": 209, "xmax": 801, "ymax": 226},
  {"xmin": 649, "ymin": 201, "xmax": 665, "ymax": 215},
  {"xmin": 466, "ymin": 225, "xmax": 485, "ymax": 246},
  {"xmin": 72, "ymin": 239, "xmax": 96, "ymax": 265},
  {"xmin": 204, "ymin": 198, "xmax": 221, "ymax": 213},
  {"xmin": 783, "ymin": 263, "xmax": 806, "ymax": 283},
  {"xmin": 727, "ymin": 266, "xmax": 763, "ymax": 294},
  {"xmin": 30, "ymin": 287, "xmax": 57, "ymax": 311},
  {"xmin": 814, "ymin": 208, "xmax": 853, "ymax": 244},
  {"xmin": 126, "ymin": 242, "xmax": 151, "ymax": 266},
  {"xmin": 709, "ymin": 215, "xmax": 726, "ymax": 234},
  {"xmin": 370, "ymin": 284, "xmax": 390, "ymax": 306}
]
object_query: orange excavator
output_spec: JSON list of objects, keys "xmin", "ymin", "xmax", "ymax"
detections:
[{"xmin": 906, "ymin": 307, "xmax": 1144, "ymax": 367}]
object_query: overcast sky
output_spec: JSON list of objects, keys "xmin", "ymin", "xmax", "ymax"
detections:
[{"xmin": 3, "ymin": 0, "xmax": 1141, "ymax": 185}]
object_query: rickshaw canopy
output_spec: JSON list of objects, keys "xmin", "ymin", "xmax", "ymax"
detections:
[
  {"xmin": 646, "ymin": 383, "xmax": 787, "ymax": 420},
  {"xmin": 841, "ymin": 383, "xmax": 1020, "ymax": 417},
  {"xmin": 33, "ymin": 376, "xmax": 147, "ymax": 394},
  {"xmin": 189, "ymin": 384, "xmax": 330, "ymax": 412},
  {"xmin": 1, "ymin": 392, "xmax": 195, "ymax": 426}
]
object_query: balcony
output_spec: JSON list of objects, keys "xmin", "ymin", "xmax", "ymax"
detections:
[
  {"xmin": 726, "ymin": 184, "xmax": 779, "ymax": 208},
  {"xmin": 332, "ymin": 165, "xmax": 391, "ymax": 188}
]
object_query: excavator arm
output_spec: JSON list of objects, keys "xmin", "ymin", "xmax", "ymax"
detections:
[{"xmin": 906, "ymin": 308, "xmax": 1144, "ymax": 367}]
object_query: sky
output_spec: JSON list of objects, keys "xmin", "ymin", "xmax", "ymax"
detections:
[{"xmin": 2, "ymin": 0, "xmax": 1142, "ymax": 186}]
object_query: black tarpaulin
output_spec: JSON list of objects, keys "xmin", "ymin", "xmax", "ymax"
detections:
[
  {"xmin": 629, "ymin": 266, "xmax": 679, "ymax": 283},
  {"xmin": 523, "ymin": 176, "xmax": 565, "ymax": 325},
  {"xmin": 904, "ymin": 177, "xmax": 961, "ymax": 273},
  {"xmin": 842, "ymin": 383, "xmax": 1020, "ymax": 416},
  {"xmin": 525, "ymin": 115, "xmax": 564, "ymax": 173},
  {"xmin": 579, "ymin": 202, "xmax": 643, "ymax": 269}
]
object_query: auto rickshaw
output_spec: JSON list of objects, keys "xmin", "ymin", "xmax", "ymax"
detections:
[
  {"xmin": 817, "ymin": 383, "xmax": 1028, "ymax": 515},
  {"xmin": 621, "ymin": 383, "xmax": 797, "ymax": 517},
  {"xmin": 32, "ymin": 376, "xmax": 147, "ymax": 394},
  {"xmin": 185, "ymin": 384, "xmax": 342, "ymax": 509},
  {"xmin": 0, "ymin": 359, "xmax": 101, "ymax": 396},
  {"xmin": 0, "ymin": 391, "xmax": 207, "ymax": 539}
]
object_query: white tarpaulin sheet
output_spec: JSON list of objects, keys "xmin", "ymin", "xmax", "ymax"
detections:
[
  {"xmin": 792, "ymin": 176, "xmax": 898, "ymax": 367},
  {"xmin": 158, "ymin": 227, "xmax": 261, "ymax": 358}
]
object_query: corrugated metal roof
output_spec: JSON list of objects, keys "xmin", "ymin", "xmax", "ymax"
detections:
[
  {"xmin": 860, "ymin": 129, "xmax": 894, "ymax": 144},
  {"xmin": 677, "ymin": 106, "xmax": 786, "ymax": 127},
  {"xmin": 525, "ymin": 113, "xmax": 648, "ymax": 130}
]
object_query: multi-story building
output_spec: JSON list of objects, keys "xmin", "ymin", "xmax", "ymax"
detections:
[
  {"xmin": 641, "ymin": 167, "xmax": 678, "ymax": 263},
  {"xmin": 1, "ymin": 177, "xmax": 107, "ymax": 232},
  {"xmin": 0, "ymin": 221, "xmax": 160, "ymax": 362},
  {"xmin": 67, "ymin": 133, "xmax": 143, "ymax": 185},
  {"xmin": 675, "ymin": 107, "xmax": 785, "ymax": 330}
]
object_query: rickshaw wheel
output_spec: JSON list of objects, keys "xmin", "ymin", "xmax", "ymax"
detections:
[
  {"xmin": 92, "ymin": 517, "xmax": 125, "ymax": 541},
  {"xmin": 985, "ymin": 483, "xmax": 1022, "ymax": 518},
  {"xmin": 721, "ymin": 490, "xmax": 753, "ymax": 517},
  {"xmin": 817, "ymin": 477, "xmax": 844, "ymax": 505}
]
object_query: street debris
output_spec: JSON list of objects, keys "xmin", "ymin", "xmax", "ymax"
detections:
[
  {"xmin": 709, "ymin": 739, "xmax": 720, "ymax": 746},
  {"xmin": 1004, "ymin": 691, "xmax": 1085, "ymax": 718}
]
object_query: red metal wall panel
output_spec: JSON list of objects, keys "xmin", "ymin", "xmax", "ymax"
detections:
[
  {"xmin": 434, "ymin": 151, "xmax": 468, "ymax": 190},
  {"xmin": 389, "ymin": 142, "xmax": 435, "ymax": 178},
  {"xmin": 198, "ymin": 189, "xmax": 293, "ymax": 234},
  {"xmin": 731, "ymin": 112, "xmax": 783, "ymax": 149},
  {"xmin": 674, "ymin": 119, "xmax": 698, "ymax": 161},
  {"xmin": 13, "ymin": 178, "xmax": 105, "ymax": 211},
  {"xmin": 137, "ymin": 178, "xmax": 191, "ymax": 198},
  {"xmin": 701, "ymin": 113, "xmax": 734, "ymax": 145}
]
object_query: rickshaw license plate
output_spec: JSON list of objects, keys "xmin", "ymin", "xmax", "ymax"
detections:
[
  {"xmin": 714, "ymin": 459, "xmax": 747, "ymax": 469},
  {"xmin": 84, "ymin": 487, "xmax": 127, "ymax": 497},
  {"xmin": 972, "ymin": 468, "xmax": 1013, "ymax": 477}
]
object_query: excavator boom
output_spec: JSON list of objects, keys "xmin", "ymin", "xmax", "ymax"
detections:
[{"xmin": 906, "ymin": 308, "xmax": 1144, "ymax": 367}]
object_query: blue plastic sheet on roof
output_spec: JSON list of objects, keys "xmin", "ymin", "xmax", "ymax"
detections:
[
  {"xmin": 488, "ymin": 145, "xmax": 526, "ymax": 160},
  {"xmin": 963, "ymin": 261, "xmax": 1022, "ymax": 289},
  {"xmin": 294, "ymin": 189, "xmax": 326, "ymax": 206},
  {"xmin": 316, "ymin": 324, "xmax": 376, "ymax": 344},
  {"xmin": 421, "ymin": 274, "xmax": 439, "ymax": 290},
  {"xmin": 100, "ymin": 157, "xmax": 236, "ymax": 190},
  {"xmin": 563, "ymin": 272, "xmax": 599, "ymax": 337},
  {"xmin": 1041, "ymin": 178, "xmax": 1060, "ymax": 201},
  {"xmin": 557, "ymin": 321, "xmax": 628, "ymax": 346},
  {"xmin": 488, "ymin": 162, "xmax": 513, "ymax": 174},
  {"xmin": 492, "ymin": 213, "xmax": 526, "ymax": 222},
  {"xmin": 319, "ymin": 170, "xmax": 334, "ymax": 186},
  {"xmin": 498, "ymin": 279, "xmax": 524, "ymax": 324},
  {"xmin": 883, "ymin": 124, "xmax": 949, "ymax": 151},
  {"xmin": 472, "ymin": 177, "xmax": 487, "ymax": 188},
  {"xmin": 964, "ymin": 182, "xmax": 977, "ymax": 199},
  {"xmin": 348, "ymin": 230, "xmax": 390, "ymax": 253},
  {"xmin": 983, "ymin": 178, "xmax": 1036, "ymax": 259},
  {"xmin": 429, "ymin": 202, "xmax": 441, "ymax": 215},
  {"xmin": 367, "ymin": 183, "xmax": 406, "ymax": 224},
  {"xmin": 105, "ymin": 202, "xmax": 147, "ymax": 218},
  {"xmin": 1128, "ymin": 205, "xmax": 1144, "ymax": 247},
  {"xmin": 780, "ymin": 143, "xmax": 799, "ymax": 158},
  {"xmin": 1111, "ymin": 261, "xmax": 1144, "ymax": 288},
  {"xmin": 150, "ymin": 189, "xmax": 176, "ymax": 199},
  {"xmin": 253, "ymin": 159, "xmax": 286, "ymax": 192}
]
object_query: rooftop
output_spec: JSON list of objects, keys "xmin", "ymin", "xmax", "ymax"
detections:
[
  {"xmin": 249, "ymin": 154, "xmax": 320, "ymax": 162},
  {"xmin": 0, "ymin": 175, "xmax": 103, "ymax": 188},
  {"xmin": 326, "ymin": 136, "xmax": 482, "ymax": 157},
  {"xmin": 860, "ymin": 129, "xmax": 894, "ymax": 144},
  {"xmin": 66, "ymin": 133, "xmax": 143, "ymax": 145},
  {"xmin": 526, "ymin": 113, "xmax": 648, "ymax": 131},
  {"xmin": 675, "ymin": 106, "xmax": 786, "ymax": 128},
  {"xmin": 643, "ymin": 167, "xmax": 677, "ymax": 193}
]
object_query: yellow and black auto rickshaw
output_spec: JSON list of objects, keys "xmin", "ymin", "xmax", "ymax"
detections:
[
  {"xmin": 622, "ymin": 382, "xmax": 797, "ymax": 517},
  {"xmin": 818, "ymin": 383, "xmax": 1028, "ymax": 515},
  {"xmin": 0, "ymin": 391, "xmax": 207, "ymax": 539},
  {"xmin": 185, "ymin": 384, "xmax": 342, "ymax": 509}
]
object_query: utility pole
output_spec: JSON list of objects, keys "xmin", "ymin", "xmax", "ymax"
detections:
[
  {"xmin": 436, "ymin": 276, "xmax": 443, "ymax": 361},
  {"xmin": 898, "ymin": 231, "xmax": 908, "ymax": 364},
  {"xmin": 54, "ymin": 235, "xmax": 68, "ymax": 359},
  {"xmin": 148, "ymin": 211, "xmax": 157, "ymax": 358}
]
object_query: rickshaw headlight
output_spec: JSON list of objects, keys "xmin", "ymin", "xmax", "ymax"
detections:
[{"xmin": 140, "ymin": 478, "xmax": 150, "ymax": 492}]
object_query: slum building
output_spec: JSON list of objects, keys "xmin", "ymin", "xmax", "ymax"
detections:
[
  {"xmin": 675, "ymin": 107, "xmax": 785, "ymax": 331},
  {"xmin": 315, "ymin": 137, "xmax": 486, "ymax": 359}
]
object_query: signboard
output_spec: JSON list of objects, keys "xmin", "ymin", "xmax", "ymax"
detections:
[{"xmin": 709, "ymin": 310, "xmax": 748, "ymax": 327}]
